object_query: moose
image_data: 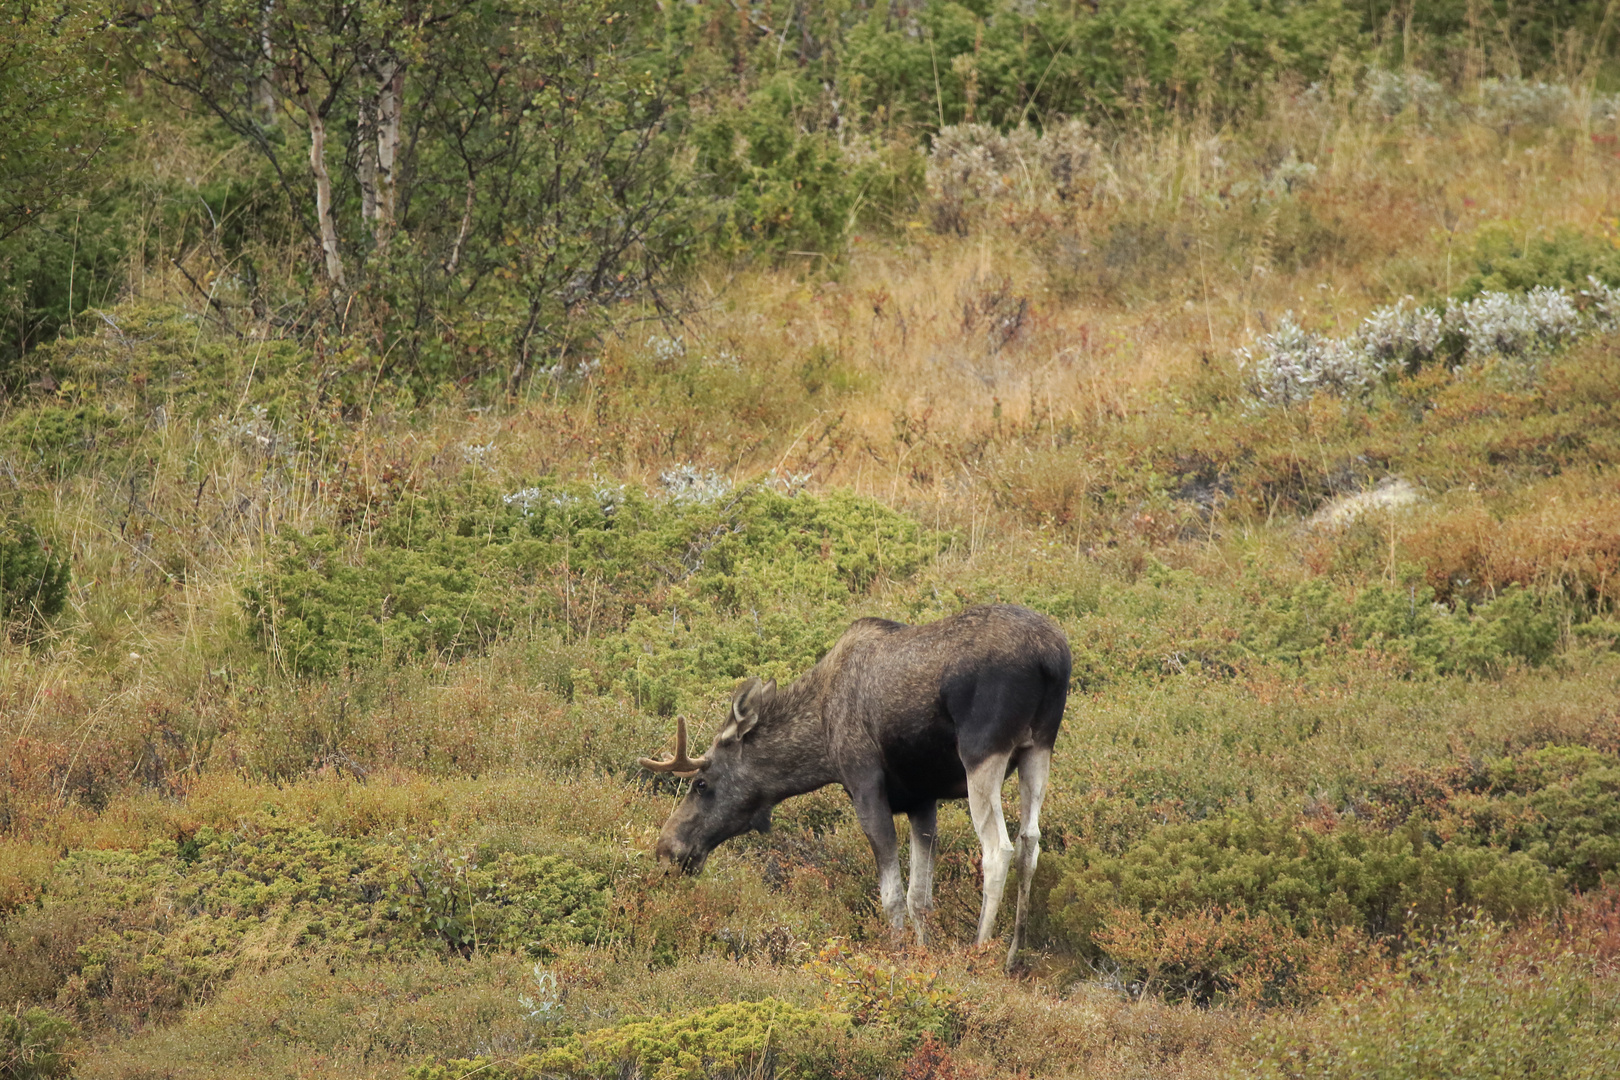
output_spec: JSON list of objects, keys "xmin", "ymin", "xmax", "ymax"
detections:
[{"xmin": 640, "ymin": 603, "xmax": 1070, "ymax": 970}]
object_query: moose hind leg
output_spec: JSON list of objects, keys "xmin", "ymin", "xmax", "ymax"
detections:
[
  {"xmin": 907, "ymin": 802, "xmax": 939, "ymax": 945},
  {"xmin": 966, "ymin": 751, "xmax": 1015, "ymax": 946},
  {"xmin": 1006, "ymin": 747, "xmax": 1051, "ymax": 972}
]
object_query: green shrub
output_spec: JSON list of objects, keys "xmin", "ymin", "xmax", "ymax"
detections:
[
  {"xmin": 397, "ymin": 848, "xmax": 609, "ymax": 958},
  {"xmin": 1047, "ymin": 812, "xmax": 1559, "ymax": 962},
  {"xmin": 408, "ymin": 998, "xmax": 848, "ymax": 1080},
  {"xmin": 0, "ymin": 520, "xmax": 68, "ymax": 631},
  {"xmin": 581, "ymin": 998, "xmax": 845, "ymax": 1080},
  {"xmin": 0, "ymin": 1006, "xmax": 74, "ymax": 1080},
  {"xmin": 690, "ymin": 74, "xmax": 914, "ymax": 257},
  {"xmin": 0, "ymin": 1, "xmax": 125, "ymax": 373},
  {"xmin": 246, "ymin": 526, "xmax": 506, "ymax": 676},
  {"xmin": 1453, "ymin": 746, "xmax": 1620, "ymax": 891},
  {"xmin": 841, "ymin": 0, "xmax": 1363, "ymax": 129},
  {"xmin": 1240, "ymin": 580, "xmax": 1560, "ymax": 674},
  {"xmin": 1456, "ymin": 224, "xmax": 1620, "ymax": 300},
  {"xmin": 1, "ymin": 404, "xmax": 122, "ymax": 474},
  {"xmin": 1251, "ymin": 918, "xmax": 1620, "ymax": 1079},
  {"xmin": 246, "ymin": 482, "xmax": 944, "ymax": 686},
  {"xmin": 23, "ymin": 824, "xmax": 609, "ymax": 1023},
  {"xmin": 34, "ymin": 827, "xmax": 410, "ymax": 1018}
]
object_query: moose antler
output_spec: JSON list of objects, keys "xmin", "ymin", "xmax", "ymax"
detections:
[{"xmin": 638, "ymin": 716, "xmax": 710, "ymax": 777}]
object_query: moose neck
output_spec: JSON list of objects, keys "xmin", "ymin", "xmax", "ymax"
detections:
[{"xmin": 750, "ymin": 676, "xmax": 838, "ymax": 801}]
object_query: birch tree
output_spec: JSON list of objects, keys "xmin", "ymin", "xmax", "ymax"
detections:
[
  {"xmin": 1, "ymin": 1, "xmax": 121, "ymax": 242},
  {"xmin": 129, "ymin": 0, "xmax": 692, "ymax": 381},
  {"xmin": 1, "ymin": 1, "xmax": 124, "ymax": 368}
]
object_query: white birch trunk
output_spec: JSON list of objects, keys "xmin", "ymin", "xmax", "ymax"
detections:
[
  {"xmin": 357, "ymin": 92, "xmax": 378, "ymax": 226},
  {"xmin": 445, "ymin": 178, "xmax": 475, "ymax": 274},
  {"xmin": 257, "ymin": 0, "xmax": 276, "ymax": 124},
  {"xmin": 303, "ymin": 97, "xmax": 346, "ymax": 286},
  {"xmin": 374, "ymin": 63, "xmax": 403, "ymax": 244}
]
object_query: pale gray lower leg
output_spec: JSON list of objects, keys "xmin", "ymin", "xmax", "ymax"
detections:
[
  {"xmin": 851, "ymin": 785, "xmax": 907, "ymax": 933},
  {"xmin": 966, "ymin": 752, "xmax": 1015, "ymax": 946},
  {"xmin": 906, "ymin": 802, "xmax": 939, "ymax": 945},
  {"xmin": 1007, "ymin": 747, "xmax": 1051, "ymax": 971}
]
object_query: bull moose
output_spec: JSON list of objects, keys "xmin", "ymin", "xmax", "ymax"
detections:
[{"xmin": 640, "ymin": 603, "xmax": 1070, "ymax": 970}]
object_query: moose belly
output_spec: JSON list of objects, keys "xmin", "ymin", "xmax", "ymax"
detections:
[{"xmin": 881, "ymin": 742, "xmax": 970, "ymax": 811}]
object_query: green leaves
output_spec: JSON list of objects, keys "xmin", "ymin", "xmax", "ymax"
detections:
[
  {"xmin": 0, "ymin": 1005, "xmax": 75, "ymax": 1080},
  {"xmin": 410, "ymin": 998, "xmax": 848, "ymax": 1080},
  {"xmin": 129, "ymin": 0, "xmax": 694, "ymax": 382},
  {"xmin": 0, "ymin": 518, "xmax": 69, "ymax": 634},
  {"xmin": 0, "ymin": 1, "xmax": 122, "ymax": 242},
  {"xmin": 245, "ymin": 480, "xmax": 943, "ymax": 688},
  {"xmin": 398, "ymin": 848, "xmax": 609, "ymax": 957}
]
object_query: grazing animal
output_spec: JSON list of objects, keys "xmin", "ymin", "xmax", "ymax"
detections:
[{"xmin": 640, "ymin": 603, "xmax": 1070, "ymax": 970}]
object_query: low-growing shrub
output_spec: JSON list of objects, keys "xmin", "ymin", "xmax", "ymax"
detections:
[
  {"xmin": 1241, "ymin": 579, "xmax": 1560, "ymax": 675},
  {"xmin": 804, "ymin": 939, "xmax": 962, "ymax": 1040},
  {"xmin": 408, "ymin": 998, "xmax": 849, "ymax": 1080},
  {"xmin": 1446, "ymin": 746, "xmax": 1620, "ymax": 891},
  {"xmin": 24, "ymin": 826, "xmax": 410, "ymax": 1022},
  {"xmin": 1240, "ymin": 249, "xmax": 1619, "ymax": 405},
  {"xmin": 0, "ymin": 520, "xmax": 68, "ymax": 633},
  {"xmin": 1240, "ymin": 313, "xmax": 1372, "ymax": 407},
  {"xmin": 246, "ymin": 482, "xmax": 944, "ymax": 702},
  {"xmin": 690, "ymin": 74, "xmax": 915, "ymax": 258},
  {"xmin": 247, "ymin": 526, "xmax": 505, "ymax": 676},
  {"xmin": 1403, "ymin": 483, "xmax": 1620, "ymax": 611},
  {"xmin": 1250, "ymin": 916, "xmax": 1620, "ymax": 1079},
  {"xmin": 12, "ymin": 823, "xmax": 607, "ymax": 1025},
  {"xmin": 1048, "ymin": 812, "xmax": 1559, "ymax": 1000},
  {"xmin": 398, "ymin": 847, "xmax": 609, "ymax": 958},
  {"xmin": 1092, "ymin": 908, "xmax": 1386, "ymax": 1006},
  {"xmin": 0, "ymin": 404, "xmax": 125, "ymax": 475},
  {"xmin": 1456, "ymin": 224, "xmax": 1620, "ymax": 300},
  {"xmin": 926, "ymin": 121, "xmax": 1108, "ymax": 233},
  {"xmin": 1447, "ymin": 287, "xmax": 1583, "ymax": 365},
  {"xmin": 0, "ymin": 1006, "xmax": 75, "ymax": 1080}
]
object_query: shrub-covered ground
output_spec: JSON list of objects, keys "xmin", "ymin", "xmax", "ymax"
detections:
[{"xmin": 5, "ymin": 4, "xmax": 1620, "ymax": 1078}]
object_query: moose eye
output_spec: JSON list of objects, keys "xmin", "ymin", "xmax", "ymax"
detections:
[{"xmin": 691, "ymin": 778, "xmax": 708, "ymax": 792}]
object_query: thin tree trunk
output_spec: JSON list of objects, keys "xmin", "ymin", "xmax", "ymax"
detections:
[
  {"xmin": 375, "ymin": 62, "xmax": 403, "ymax": 244},
  {"xmin": 257, "ymin": 0, "xmax": 276, "ymax": 124},
  {"xmin": 357, "ymin": 92, "xmax": 378, "ymax": 226},
  {"xmin": 445, "ymin": 178, "xmax": 475, "ymax": 274},
  {"xmin": 303, "ymin": 96, "xmax": 345, "ymax": 286}
]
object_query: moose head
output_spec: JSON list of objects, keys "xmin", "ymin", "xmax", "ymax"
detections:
[{"xmin": 641, "ymin": 678, "xmax": 786, "ymax": 874}]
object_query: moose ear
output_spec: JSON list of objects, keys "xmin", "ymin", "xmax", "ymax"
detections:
[{"xmin": 723, "ymin": 677, "xmax": 774, "ymax": 742}]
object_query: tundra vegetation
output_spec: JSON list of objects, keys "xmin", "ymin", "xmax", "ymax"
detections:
[{"xmin": 3, "ymin": 0, "xmax": 1620, "ymax": 1077}]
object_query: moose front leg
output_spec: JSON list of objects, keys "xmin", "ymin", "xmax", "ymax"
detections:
[
  {"xmin": 906, "ymin": 802, "xmax": 939, "ymax": 946},
  {"xmin": 849, "ymin": 781, "xmax": 907, "ymax": 935}
]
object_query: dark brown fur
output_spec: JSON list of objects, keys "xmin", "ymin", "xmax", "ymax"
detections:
[{"xmin": 647, "ymin": 604, "xmax": 1069, "ymax": 963}]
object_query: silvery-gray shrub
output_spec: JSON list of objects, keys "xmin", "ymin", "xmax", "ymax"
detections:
[
  {"xmin": 1243, "ymin": 285, "xmax": 1604, "ymax": 407},
  {"xmin": 1476, "ymin": 77, "xmax": 1575, "ymax": 132},
  {"xmin": 927, "ymin": 121, "xmax": 1109, "ymax": 209},
  {"xmin": 1356, "ymin": 297, "xmax": 1443, "ymax": 373},
  {"xmin": 1582, "ymin": 276, "xmax": 1620, "ymax": 331},
  {"xmin": 1361, "ymin": 68, "xmax": 1450, "ymax": 121},
  {"xmin": 1446, "ymin": 287, "xmax": 1582, "ymax": 362},
  {"xmin": 1240, "ymin": 312, "xmax": 1370, "ymax": 407}
]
